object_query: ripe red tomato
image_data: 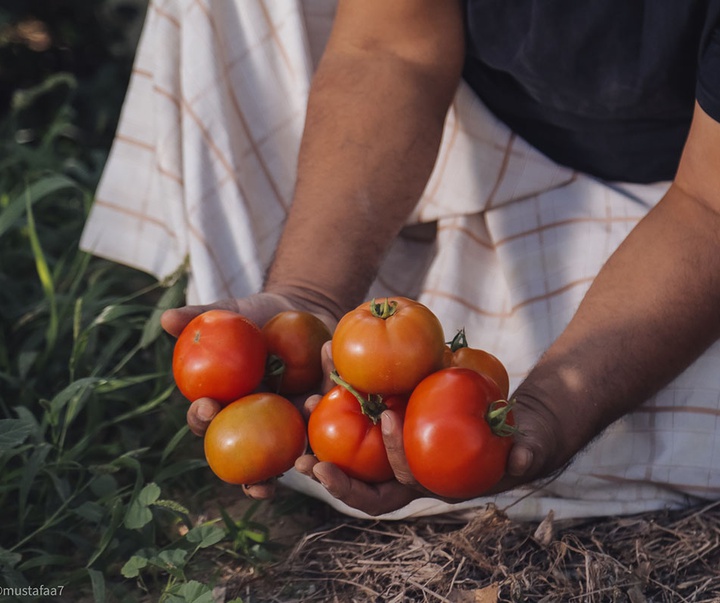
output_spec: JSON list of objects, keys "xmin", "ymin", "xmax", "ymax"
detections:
[
  {"xmin": 443, "ymin": 329, "xmax": 510, "ymax": 398},
  {"xmin": 403, "ymin": 367, "xmax": 514, "ymax": 499},
  {"xmin": 331, "ymin": 297, "xmax": 446, "ymax": 395},
  {"xmin": 204, "ymin": 392, "xmax": 307, "ymax": 485},
  {"xmin": 308, "ymin": 378, "xmax": 407, "ymax": 483},
  {"xmin": 262, "ymin": 310, "xmax": 332, "ymax": 395},
  {"xmin": 172, "ymin": 310, "xmax": 266, "ymax": 405}
]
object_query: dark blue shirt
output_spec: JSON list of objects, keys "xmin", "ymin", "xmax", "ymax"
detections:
[{"xmin": 462, "ymin": 1, "xmax": 720, "ymax": 182}]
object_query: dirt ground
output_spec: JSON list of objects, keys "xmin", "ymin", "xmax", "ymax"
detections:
[{"xmin": 202, "ymin": 486, "xmax": 720, "ymax": 603}]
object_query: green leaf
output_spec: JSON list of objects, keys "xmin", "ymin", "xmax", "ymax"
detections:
[
  {"xmin": 0, "ymin": 418, "xmax": 35, "ymax": 451},
  {"xmin": 138, "ymin": 482, "xmax": 161, "ymax": 506},
  {"xmin": 185, "ymin": 524, "xmax": 226, "ymax": 549},
  {"xmin": 25, "ymin": 191, "xmax": 58, "ymax": 353},
  {"xmin": 140, "ymin": 270, "xmax": 187, "ymax": 349},
  {"xmin": 0, "ymin": 547, "xmax": 22, "ymax": 569},
  {"xmin": 87, "ymin": 568, "xmax": 106, "ymax": 603},
  {"xmin": 153, "ymin": 549, "xmax": 187, "ymax": 579},
  {"xmin": 86, "ymin": 499, "xmax": 124, "ymax": 567},
  {"xmin": 124, "ymin": 504, "xmax": 152, "ymax": 530},
  {"xmin": 47, "ymin": 377, "xmax": 102, "ymax": 425},
  {"xmin": 121, "ymin": 554, "xmax": 149, "ymax": 578},
  {"xmin": 160, "ymin": 425, "xmax": 190, "ymax": 464},
  {"xmin": 17, "ymin": 553, "xmax": 74, "ymax": 571},
  {"xmin": 19, "ymin": 442, "xmax": 52, "ymax": 527},
  {"xmin": 0, "ymin": 174, "xmax": 80, "ymax": 240},
  {"xmin": 166, "ymin": 580, "xmax": 215, "ymax": 603},
  {"xmin": 124, "ymin": 482, "xmax": 161, "ymax": 530}
]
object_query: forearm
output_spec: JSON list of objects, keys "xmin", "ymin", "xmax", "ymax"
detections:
[
  {"xmin": 519, "ymin": 182, "xmax": 720, "ymax": 473},
  {"xmin": 264, "ymin": 44, "xmax": 461, "ymax": 317}
]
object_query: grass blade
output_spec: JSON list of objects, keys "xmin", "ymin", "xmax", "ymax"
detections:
[
  {"xmin": 0, "ymin": 175, "xmax": 80, "ymax": 240},
  {"xmin": 25, "ymin": 190, "xmax": 58, "ymax": 356}
]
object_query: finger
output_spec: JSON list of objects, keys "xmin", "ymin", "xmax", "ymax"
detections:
[
  {"xmin": 302, "ymin": 394, "xmax": 322, "ymax": 420},
  {"xmin": 160, "ymin": 299, "xmax": 253, "ymax": 337},
  {"xmin": 242, "ymin": 480, "xmax": 276, "ymax": 500},
  {"xmin": 294, "ymin": 453, "xmax": 320, "ymax": 478},
  {"xmin": 320, "ymin": 341, "xmax": 335, "ymax": 393},
  {"xmin": 186, "ymin": 397, "xmax": 222, "ymax": 437},
  {"xmin": 161, "ymin": 305, "xmax": 212, "ymax": 337},
  {"xmin": 380, "ymin": 410, "xmax": 417, "ymax": 486},
  {"xmin": 311, "ymin": 462, "xmax": 420, "ymax": 516}
]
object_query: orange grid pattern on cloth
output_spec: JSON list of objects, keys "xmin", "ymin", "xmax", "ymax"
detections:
[{"xmin": 81, "ymin": 0, "xmax": 720, "ymax": 521}]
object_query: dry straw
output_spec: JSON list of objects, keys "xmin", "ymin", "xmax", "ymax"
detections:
[{"xmin": 224, "ymin": 499, "xmax": 720, "ymax": 602}]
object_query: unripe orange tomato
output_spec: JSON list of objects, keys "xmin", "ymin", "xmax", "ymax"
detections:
[
  {"xmin": 204, "ymin": 392, "xmax": 307, "ymax": 485},
  {"xmin": 331, "ymin": 297, "xmax": 446, "ymax": 395},
  {"xmin": 444, "ymin": 329, "xmax": 510, "ymax": 398}
]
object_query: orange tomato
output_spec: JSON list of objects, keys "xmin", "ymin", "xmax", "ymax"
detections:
[
  {"xmin": 331, "ymin": 297, "xmax": 446, "ymax": 395},
  {"xmin": 204, "ymin": 392, "xmax": 307, "ymax": 485},
  {"xmin": 444, "ymin": 329, "xmax": 510, "ymax": 398}
]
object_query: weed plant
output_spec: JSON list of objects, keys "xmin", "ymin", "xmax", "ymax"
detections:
[{"xmin": 0, "ymin": 3, "xmax": 267, "ymax": 601}]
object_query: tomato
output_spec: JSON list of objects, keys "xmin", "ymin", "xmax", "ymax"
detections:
[
  {"xmin": 262, "ymin": 310, "xmax": 332, "ymax": 395},
  {"xmin": 172, "ymin": 310, "xmax": 266, "ymax": 405},
  {"xmin": 204, "ymin": 392, "xmax": 307, "ymax": 485},
  {"xmin": 444, "ymin": 329, "xmax": 510, "ymax": 398},
  {"xmin": 403, "ymin": 367, "xmax": 514, "ymax": 499},
  {"xmin": 308, "ymin": 374, "xmax": 407, "ymax": 483},
  {"xmin": 332, "ymin": 297, "xmax": 446, "ymax": 395}
]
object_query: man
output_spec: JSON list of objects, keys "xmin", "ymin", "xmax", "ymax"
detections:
[{"xmin": 89, "ymin": 0, "xmax": 720, "ymax": 518}]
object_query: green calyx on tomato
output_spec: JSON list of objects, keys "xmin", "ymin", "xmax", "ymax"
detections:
[
  {"xmin": 443, "ymin": 328, "xmax": 511, "ymax": 399},
  {"xmin": 332, "ymin": 296, "xmax": 446, "ymax": 395},
  {"xmin": 369, "ymin": 297, "xmax": 399, "ymax": 320},
  {"xmin": 330, "ymin": 371, "xmax": 386, "ymax": 424},
  {"xmin": 447, "ymin": 327, "xmax": 470, "ymax": 352},
  {"xmin": 261, "ymin": 310, "xmax": 331, "ymax": 395},
  {"xmin": 265, "ymin": 353, "xmax": 286, "ymax": 382},
  {"xmin": 486, "ymin": 398, "xmax": 518, "ymax": 438},
  {"xmin": 403, "ymin": 367, "xmax": 515, "ymax": 499}
]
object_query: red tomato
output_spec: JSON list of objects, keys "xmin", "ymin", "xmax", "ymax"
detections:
[
  {"xmin": 204, "ymin": 392, "xmax": 307, "ymax": 485},
  {"xmin": 308, "ymin": 377, "xmax": 407, "ymax": 483},
  {"xmin": 172, "ymin": 310, "xmax": 266, "ymax": 405},
  {"xmin": 331, "ymin": 297, "xmax": 446, "ymax": 395},
  {"xmin": 403, "ymin": 367, "xmax": 514, "ymax": 499},
  {"xmin": 262, "ymin": 310, "xmax": 332, "ymax": 395},
  {"xmin": 444, "ymin": 329, "xmax": 510, "ymax": 398}
]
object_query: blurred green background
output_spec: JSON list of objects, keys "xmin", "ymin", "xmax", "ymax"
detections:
[{"xmin": 0, "ymin": 2, "xmax": 287, "ymax": 601}]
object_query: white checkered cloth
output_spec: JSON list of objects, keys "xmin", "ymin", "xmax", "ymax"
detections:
[{"xmin": 81, "ymin": 0, "xmax": 720, "ymax": 521}]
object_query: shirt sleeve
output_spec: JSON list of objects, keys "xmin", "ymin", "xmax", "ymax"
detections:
[{"xmin": 697, "ymin": 28, "xmax": 720, "ymax": 123}]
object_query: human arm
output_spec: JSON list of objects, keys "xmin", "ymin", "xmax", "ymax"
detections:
[
  {"xmin": 507, "ymin": 102, "xmax": 720, "ymax": 481},
  {"xmin": 300, "ymin": 102, "xmax": 720, "ymax": 516},
  {"xmin": 162, "ymin": 0, "xmax": 465, "ymax": 497},
  {"xmin": 263, "ymin": 0, "xmax": 465, "ymax": 315}
]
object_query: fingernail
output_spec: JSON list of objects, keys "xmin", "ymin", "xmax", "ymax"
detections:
[
  {"xmin": 381, "ymin": 411, "xmax": 393, "ymax": 436},
  {"xmin": 197, "ymin": 401, "xmax": 214, "ymax": 422},
  {"xmin": 508, "ymin": 446, "xmax": 533, "ymax": 477}
]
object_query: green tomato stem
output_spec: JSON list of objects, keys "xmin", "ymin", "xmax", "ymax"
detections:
[
  {"xmin": 369, "ymin": 297, "xmax": 398, "ymax": 320},
  {"xmin": 486, "ymin": 398, "xmax": 518, "ymax": 438},
  {"xmin": 448, "ymin": 328, "xmax": 469, "ymax": 352},
  {"xmin": 330, "ymin": 370, "xmax": 386, "ymax": 424},
  {"xmin": 264, "ymin": 354, "xmax": 285, "ymax": 393}
]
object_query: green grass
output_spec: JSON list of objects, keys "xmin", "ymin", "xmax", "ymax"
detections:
[{"xmin": 0, "ymin": 3, "xmax": 284, "ymax": 601}]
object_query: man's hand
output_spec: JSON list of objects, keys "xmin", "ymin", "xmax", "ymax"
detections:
[
  {"xmin": 162, "ymin": 292, "xmax": 339, "ymax": 500},
  {"xmin": 294, "ymin": 369, "xmax": 570, "ymax": 516}
]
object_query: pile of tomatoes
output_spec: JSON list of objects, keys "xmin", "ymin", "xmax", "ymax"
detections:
[{"xmin": 171, "ymin": 297, "xmax": 516, "ymax": 500}]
